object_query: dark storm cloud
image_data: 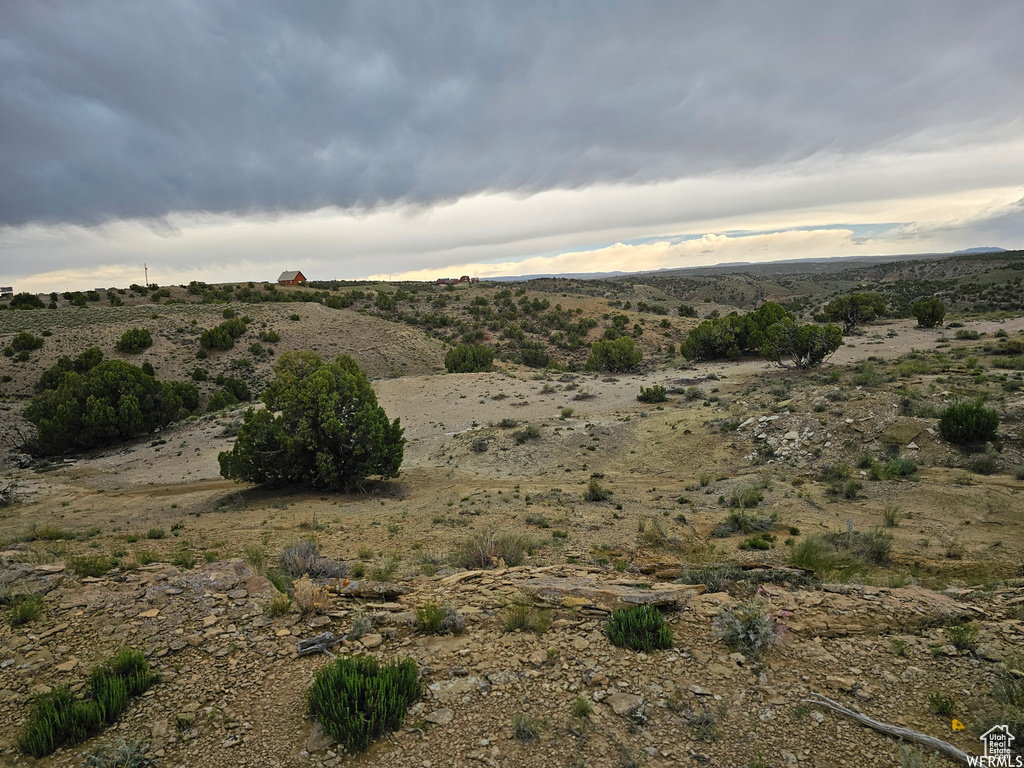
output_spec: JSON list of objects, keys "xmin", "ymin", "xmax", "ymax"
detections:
[{"xmin": 2, "ymin": 1, "xmax": 1023, "ymax": 228}]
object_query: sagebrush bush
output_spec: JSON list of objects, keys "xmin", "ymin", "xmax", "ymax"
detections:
[
  {"xmin": 938, "ymin": 401, "xmax": 999, "ymax": 444},
  {"xmin": 307, "ymin": 655, "xmax": 420, "ymax": 752},
  {"xmin": 279, "ymin": 540, "xmax": 347, "ymax": 579},
  {"xmin": 584, "ymin": 477, "xmax": 611, "ymax": 501},
  {"xmin": 605, "ymin": 605, "xmax": 673, "ymax": 652},
  {"xmin": 712, "ymin": 598, "xmax": 779, "ymax": 658},
  {"xmin": 452, "ymin": 529, "xmax": 531, "ymax": 569}
]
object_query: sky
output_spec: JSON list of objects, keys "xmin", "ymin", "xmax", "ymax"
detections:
[{"xmin": 2, "ymin": 2, "xmax": 1024, "ymax": 292}]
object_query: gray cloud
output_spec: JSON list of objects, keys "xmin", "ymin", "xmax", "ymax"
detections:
[{"xmin": 2, "ymin": 2, "xmax": 1024, "ymax": 229}]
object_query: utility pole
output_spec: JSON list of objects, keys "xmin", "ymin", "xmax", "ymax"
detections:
[{"xmin": 144, "ymin": 264, "xmax": 148, "ymax": 286}]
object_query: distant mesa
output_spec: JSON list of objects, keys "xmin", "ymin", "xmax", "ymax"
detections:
[{"xmin": 954, "ymin": 246, "xmax": 1006, "ymax": 254}]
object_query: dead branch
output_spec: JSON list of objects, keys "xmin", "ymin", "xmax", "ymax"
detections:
[{"xmin": 802, "ymin": 692, "xmax": 971, "ymax": 765}]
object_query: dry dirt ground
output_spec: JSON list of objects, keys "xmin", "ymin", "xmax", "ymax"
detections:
[{"xmin": 1, "ymin": 314, "xmax": 1023, "ymax": 768}]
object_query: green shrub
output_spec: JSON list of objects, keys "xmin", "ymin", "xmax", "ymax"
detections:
[
  {"xmin": 444, "ymin": 344, "xmax": 494, "ymax": 373},
  {"xmin": 739, "ymin": 536, "xmax": 772, "ymax": 551},
  {"xmin": 912, "ymin": 298, "xmax": 946, "ymax": 328},
  {"xmin": 10, "ymin": 292, "xmax": 45, "ymax": 310},
  {"xmin": 17, "ymin": 648, "xmax": 154, "ymax": 757},
  {"xmin": 306, "ymin": 655, "xmax": 420, "ymax": 753},
  {"xmin": 218, "ymin": 352, "xmax": 404, "ymax": 491},
  {"xmin": 584, "ymin": 477, "xmax": 611, "ymax": 502},
  {"xmin": 759, "ymin": 320, "xmax": 843, "ymax": 369},
  {"xmin": 637, "ymin": 385, "xmax": 667, "ymax": 403},
  {"xmin": 605, "ymin": 605, "xmax": 673, "ymax": 652},
  {"xmin": 954, "ymin": 329, "xmax": 980, "ymax": 340},
  {"xmin": 115, "ymin": 328, "xmax": 153, "ymax": 354},
  {"xmin": 884, "ymin": 457, "xmax": 918, "ymax": 477},
  {"xmin": 585, "ymin": 337, "xmax": 642, "ymax": 372},
  {"xmin": 938, "ymin": 401, "xmax": 999, "ymax": 444},
  {"xmin": 820, "ymin": 529, "xmax": 893, "ymax": 565},
  {"xmin": 9, "ymin": 594, "xmax": 45, "ymax": 627},
  {"xmin": 821, "ymin": 293, "xmax": 886, "ymax": 331},
  {"xmin": 11, "ymin": 331, "xmax": 45, "ymax": 352},
  {"xmin": 24, "ymin": 359, "xmax": 198, "ymax": 456}
]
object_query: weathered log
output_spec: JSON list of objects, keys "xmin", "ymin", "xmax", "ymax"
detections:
[
  {"xmin": 297, "ymin": 631, "xmax": 339, "ymax": 657},
  {"xmin": 802, "ymin": 693, "xmax": 971, "ymax": 765}
]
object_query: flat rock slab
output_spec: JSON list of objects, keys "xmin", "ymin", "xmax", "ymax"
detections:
[
  {"xmin": 328, "ymin": 580, "xmax": 410, "ymax": 600},
  {"xmin": 514, "ymin": 574, "xmax": 704, "ymax": 612}
]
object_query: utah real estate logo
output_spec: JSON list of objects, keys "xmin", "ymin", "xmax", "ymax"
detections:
[{"xmin": 968, "ymin": 725, "xmax": 1020, "ymax": 767}]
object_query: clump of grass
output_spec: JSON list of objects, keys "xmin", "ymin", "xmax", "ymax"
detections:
[
  {"xmin": 452, "ymin": 529, "xmax": 531, "ymax": 569},
  {"xmin": 928, "ymin": 691, "xmax": 955, "ymax": 717},
  {"xmin": 17, "ymin": 648, "xmax": 155, "ymax": 758},
  {"xmin": 730, "ymin": 486, "xmax": 763, "ymax": 508},
  {"xmin": 415, "ymin": 600, "xmax": 466, "ymax": 634},
  {"xmin": 30, "ymin": 525, "xmax": 75, "ymax": 541},
  {"xmin": 243, "ymin": 543, "xmax": 266, "ymax": 571},
  {"xmin": 502, "ymin": 593, "xmax": 552, "ymax": 634},
  {"xmin": 711, "ymin": 510, "xmax": 776, "ymax": 538},
  {"xmin": 943, "ymin": 617, "xmax": 979, "ymax": 651},
  {"xmin": 146, "ymin": 528, "xmax": 166, "ymax": 540},
  {"xmin": 307, "ymin": 655, "xmax": 420, "ymax": 753},
  {"xmin": 891, "ymin": 638, "xmax": 910, "ymax": 657},
  {"xmin": 605, "ymin": 605, "xmax": 673, "ymax": 652},
  {"xmin": 789, "ymin": 536, "xmax": 866, "ymax": 578},
  {"xmin": 712, "ymin": 598, "xmax": 779, "ymax": 659},
  {"xmin": 512, "ymin": 713, "xmax": 544, "ymax": 743},
  {"xmin": 134, "ymin": 550, "xmax": 157, "ymax": 566},
  {"xmin": 279, "ymin": 540, "xmax": 347, "ymax": 579},
  {"xmin": 637, "ymin": 516, "xmax": 680, "ymax": 549},
  {"xmin": 69, "ymin": 555, "xmax": 112, "ymax": 578},
  {"xmin": 8, "ymin": 594, "xmax": 45, "ymax": 627},
  {"xmin": 583, "ymin": 477, "xmax": 611, "ymax": 502},
  {"xmin": 820, "ymin": 529, "xmax": 893, "ymax": 565},
  {"xmin": 678, "ymin": 565, "xmax": 741, "ymax": 593},
  {"xmin": 263, "ymin": 592, "xmax": 292, "ymax": 618},
  {"xmin": 570, "ymin": 696, "xmax": 593, "ymax": 719},
  {"xmin": 882, "ymin": 504, "xmax": 902, "ymax": 527}
]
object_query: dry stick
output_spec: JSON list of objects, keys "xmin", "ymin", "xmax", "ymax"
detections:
[{"xmin": 802, "ymin": 693, "xmax": 971, "ymax": 765}]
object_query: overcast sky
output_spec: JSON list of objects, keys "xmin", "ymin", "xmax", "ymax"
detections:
[{"xmin": 3, "ymin": 2, "xmax": 1024, "ymax": 291}]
